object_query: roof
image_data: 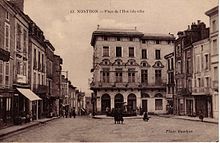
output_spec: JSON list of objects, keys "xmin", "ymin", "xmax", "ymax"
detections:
[
  {"xmin": 91, "ymin": 27, "xmax": 175, "ymax": 46},
  {"xmin": 142, "ymin": 33, "xmax": 175, "ymax": 41},
  {"xmin": 91, "ymin": 28, "xmax": 143, "ymax": 46},
  {"xmin": 205, "ymin": 6, "xmax": 218, "ymax": 16}
]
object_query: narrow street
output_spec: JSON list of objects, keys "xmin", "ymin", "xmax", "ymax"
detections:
[{"xmin": 0, "ymin": 116, "xmax": 218, "ymax": 142}]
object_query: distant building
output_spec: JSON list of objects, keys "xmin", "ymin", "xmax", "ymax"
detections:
[
  {"xmin": 68, "ymin": 82, "xmax": 76, "ymax": 110},
  {"xmin": 90, "ymin": 27, "xmax": 175, "ymax": 115},
  {"xmin": 205, "ymin": 6, "xmax": 219, "ymax": 119},
  {"xmin": 53, "ymin": 55, "xmax": 63, "ymax": 116},
  {"xmin": 174, "ymin": 21, "xmax": 209, "ymax": 116},
  {"xmin": 45, "ymin": 40, "xmax": 56, "ymax": 117},
  {"xmin": 164, "ymin": 52, "xmax": 175, "ymax": 114},
  {"xmin": 85, "ymin": 96, "xmax": 93, "ymax": 114}
]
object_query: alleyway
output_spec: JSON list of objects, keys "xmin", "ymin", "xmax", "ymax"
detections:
[{"xmin": 0, "ymin": 116, "xmax": 218, "ymax": 142}]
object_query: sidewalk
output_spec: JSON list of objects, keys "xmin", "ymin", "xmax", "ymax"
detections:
[
  {"xmin": 0, "ymin": 117, "xmax": 59, "ymax": 138},
  {"xmin": 93, "ymin": 114, "xmax": 218, "ymax": 124},
  {"xmin": 92, "ymin": 115, "xmax": 143, "ymax": 119},
  {"xmin": 157, "ymin": 114, "xmax": 218, "ymax": 124}
]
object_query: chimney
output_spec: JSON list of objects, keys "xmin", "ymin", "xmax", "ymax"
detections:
[
  {"xmin": 97, "ymin": 24, "xmax": 100, "ymax": 30},
  {"xmin": 197, "ymin": 20, "xmax": 201, "ymax": 24},
  {"xmin": 9, "ymin": 0, "xmax": 24, "ymax": 11},
  {"xmin": 134, "ymin": 26, "xmax": 137, "ymax": 30}
]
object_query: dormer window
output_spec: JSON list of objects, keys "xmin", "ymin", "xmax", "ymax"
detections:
[{"xmin": 156, "ymin": 40, "xmax": 160, "ymax": 44}]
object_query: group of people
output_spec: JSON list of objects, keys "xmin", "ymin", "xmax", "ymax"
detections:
[
  {"xmin": 113, "ymin": 108, "xmax": 124, "ymax": 124},
  {"xmin": 62, "ymin": 107, "xmax": 76, "ymax": 118}
]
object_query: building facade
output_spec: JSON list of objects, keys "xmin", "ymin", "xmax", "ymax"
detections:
[
  {"xmin": 205, "ymin": 6, "xmax": 219, "ymax": 119},
  {"xmin": 164, "ymin": 52, "xmax": 175, "ymax": 114},
  {"xmin": 90, "ymin": 27, "xmax": 175, "ymax": 115},
  {"xmin": 192, "ymin": 38, "xmax": 212, "ymax": 117},
  {"xmin": 0, "ymin": 0, "xmax": 15, "ymax": 126},
  {"xmin": 52, "ymin": 55, "xmax": 63, "ymax": 116},
  {"xmin": 174, "ymin": 21, "xmax": 209, "ymax": 116}
]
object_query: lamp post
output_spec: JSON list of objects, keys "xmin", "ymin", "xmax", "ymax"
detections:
[{"xmin": 91, "ymin": 92, "xmax": 96, "ymax": 116}]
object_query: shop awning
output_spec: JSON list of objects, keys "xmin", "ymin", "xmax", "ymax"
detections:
[{"xmin": 17, "ymin": 88, "xmax": 42, "ymax": 101}]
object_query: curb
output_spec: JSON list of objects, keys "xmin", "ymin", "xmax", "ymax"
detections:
[
  {"xmin": 92, "ymin": 116, "xmax": 143, "ymax": 120},
  {"xmin": 0, "ymin": 117, "xmax": 60, "ymax": 138},
  {"xmin": 157, "ymin": 115, "xmax": 218, "ymax": 124}
]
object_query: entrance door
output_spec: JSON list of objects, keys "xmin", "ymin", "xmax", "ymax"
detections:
[
  {"xmin": 142, "ymin": 100, "xmax": 148, "ymax": 112},
  {"xmin": 186, "ymin": 99, "xmax": 193, "ymax": 116}
]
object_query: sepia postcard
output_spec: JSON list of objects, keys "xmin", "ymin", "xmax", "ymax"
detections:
[{"xmin": 0, "ymin": 0, "xmax": 219, "ymax": 142}]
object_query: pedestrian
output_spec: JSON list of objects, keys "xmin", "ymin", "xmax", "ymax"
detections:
[
  {"xmin": 65, "ymin": 109, "xmax": 68, "ymax": 118},
  {"xmin": 143, "ymin": 112, "xmax": 149, "ymax": 121},
  {"xmin": 62, "ymin": 109, "xmax": 65, "ymax": 118},
  {"xmin": 199, "ymin": 110, "xmax": 204, "ymax": 122},
  {"xmin": 73, "ymin": 108, "xmax": 76, "ymax": 118}
]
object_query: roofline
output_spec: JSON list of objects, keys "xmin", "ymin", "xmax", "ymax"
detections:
[
  {"xmin": 205, "ymin": 6, "xmax": 218, "ymax": 16},
  {"xmin": 91, "ymin": 29, "xmax": 175, "ymax": 46}
]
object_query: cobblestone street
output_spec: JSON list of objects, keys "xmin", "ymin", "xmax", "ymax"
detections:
[{"xmin": 0, "ymin": 116, "xmax": 218, "ymax": 142}]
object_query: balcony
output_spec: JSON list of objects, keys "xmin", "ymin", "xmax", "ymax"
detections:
[
  {"xmin": 0, "ymin": 48, "xmax": 10, "ymax": 62},
  {"xmin": 176, "ymin": 88, "xmax": 191, "ymax": 96},
  {"xmin": 140, "ymin": 82, "xmax": 166, "ymax": 89},
  {"xmin": 33, "ymin": 84, "xmax": 47, "ymax": 94},
  {"xmin": 90, "ymin": 82, "xmax": 140, "ymax": 90},
  {"xmin": 192, "ymin": 87, "xmax": 211, "ymax": 95}
]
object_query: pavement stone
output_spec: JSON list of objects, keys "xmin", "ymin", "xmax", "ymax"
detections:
[{"xmin": 0, "ymin": 117, "xmax": 59, "ymax": 138}]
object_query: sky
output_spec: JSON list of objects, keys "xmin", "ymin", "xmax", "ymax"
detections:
[{"xmin": 24, "ymin": 0, "xmax": 218, "ymax": 96}]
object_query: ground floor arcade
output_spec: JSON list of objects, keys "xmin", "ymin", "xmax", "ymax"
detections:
[{"xmin": 95, "ymin": 90, "xmax": 169, "ymax": 115}]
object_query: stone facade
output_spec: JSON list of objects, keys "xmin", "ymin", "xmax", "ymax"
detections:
[
  {"xmin": 192, "ymin": 38, "xmax": 212, "ymax": 117},
  {"xmin": 205, "ymin": 6, "xmax": 219, "ymax": 119},
  {"xmin": 90, "ymin": 27, "xmax": 175, "ymax": 115},
  {"xmin": 174, "ymin": 21, "xmax": 209, "ymax": 116}
]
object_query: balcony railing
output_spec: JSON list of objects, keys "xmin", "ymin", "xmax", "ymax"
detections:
[
  {"xmin": 140, "ymin": 82, "xmax": 166, "ymax": 89},
  {"xmin": 33, "ymin": 84, "xmax": 47, "ymax": 94},
  {"xmin": 90, "ymin": 82, "xmax": 140, "ymax": 89},
  {"xmin": 192, "ymin": 87, "xmax": 211, "ymax": 95},
  {"xmin": 90, "ymin": 81, "xmax": 166, "ymax": 90}
]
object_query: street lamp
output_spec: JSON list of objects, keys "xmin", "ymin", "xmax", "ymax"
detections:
[{"xmin": 91, "ymin": 92, "xmax": 96, "ymax": 116}]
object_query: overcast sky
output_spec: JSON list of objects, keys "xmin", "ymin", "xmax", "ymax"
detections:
[{"xmin": 24, "ymin": 0, "xmax": 218, "ymax": 95}]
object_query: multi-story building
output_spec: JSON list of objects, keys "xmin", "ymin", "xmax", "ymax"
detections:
[
  {"xmin": 205, "ymin": 6, "xmax": 219, "ymax": 119},
  {"xmin": 45, "ymin": 40, "xmax": 56, "ymax": 117},
  {"xmin": 192, "ymin": 37, "xmax": 212, "ymax": 117},
  {"xmin": 68, "ymin": 81, "xmax": 76, "ymax": 111},
  {"xmin": 85, "ymin": 96, "xmax": 93, "ymax": 114},
  {"xmin": 53, "ymin": 55, "xmax": 63, "ymax": 116},
  {"xmin": 75, "ymin": 90, "xmax": 85, "ymax": 115},
  {"xmin": 164, "ymin": 52, "xmax": 175, "ymax": 114},
  {"xmin": 27, "ymin": 17, "xmax": 47, "ymax": 119},
  {"xmin": 90, "ymin": 27, "xmax": 175, "ymax": 115},
  {"xmin": 174, "ymin": 21, "xmax": 209, "ymax": 116},
  {"xmin": 0, "ymin": 0, "xmax": 15, "ymax": 126}
]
